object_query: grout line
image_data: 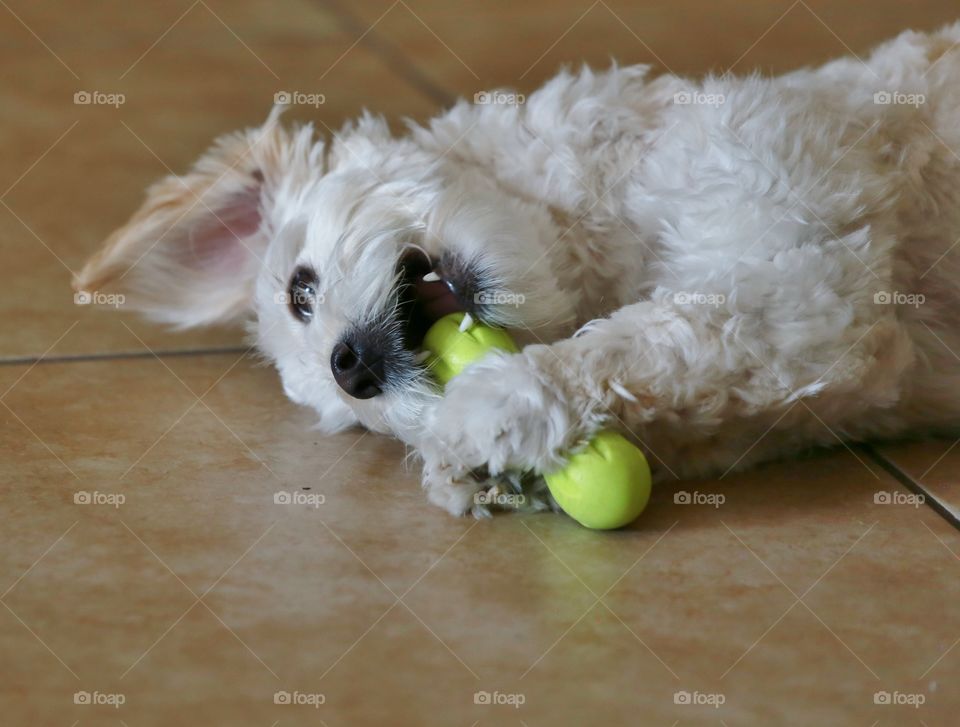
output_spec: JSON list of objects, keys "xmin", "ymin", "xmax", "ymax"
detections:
[
  {"xmin": 315, "ymin": 0, "xmax": 457, "ymax": 108},
  {"xmin": 0, "ymin": 346, "xmax": 250, "ymax": 368},
  {"xmin": 864, "ymin": 444, "xmax": 960, "ymax": 532}
]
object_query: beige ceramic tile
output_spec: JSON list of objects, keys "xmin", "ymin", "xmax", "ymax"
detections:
[
  {"xmin": 0, "ymin": 0, "xmax": 343, "ymax": 47},
  {"xmin": 874, "ymin": 439, "xmax": 960, "ymax": 520},
  {"xmin": 340, "ymin": 0, "xmax": 960, "ymax": 101},
  {"xmin": 1, "ymin": 354, "xmax": 959, "ymax": 724},
  {"xmin": 0, "ymin": 0, "xmax": 443, "ymax": 360}
]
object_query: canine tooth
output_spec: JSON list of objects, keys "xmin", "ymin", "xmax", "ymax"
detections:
[
  {"xmin": 413, "ymin": 350, "xmax": 431, "ymax": 364},
  {"xmin": 422, "ymin": 271, "xmax": 441, "ymax": 282},
  {"xmin": 610, "ymin": 379, "xmax": 639, "ymax": 403},
  {"xmin": 459, "ymin": 313, "xmax": 474, "ymax": 332}
]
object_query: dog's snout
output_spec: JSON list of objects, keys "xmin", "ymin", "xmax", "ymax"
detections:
[{"xmin": 331, "ymin": 338, "xmax": 386, "ymax": 399}]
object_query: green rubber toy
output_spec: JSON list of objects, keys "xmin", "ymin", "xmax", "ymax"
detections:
[{"xmin": 423, "ymin": 313, "xmax": 651, "ymax": 529}]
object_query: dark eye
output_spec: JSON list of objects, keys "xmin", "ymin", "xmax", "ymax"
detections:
[{"xmin": 288, "ymin": 266, "xmax": 318, "ymax": 322}]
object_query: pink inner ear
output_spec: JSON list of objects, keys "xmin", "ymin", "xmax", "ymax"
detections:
[{"xmin": 182, "ymin": 184, "xmax": 262, "ymax": 275}]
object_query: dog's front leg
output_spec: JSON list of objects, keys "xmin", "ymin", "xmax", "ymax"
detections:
[{"xmin": 418, "ymin": 300, "xmax": 770, "ymax": 516}]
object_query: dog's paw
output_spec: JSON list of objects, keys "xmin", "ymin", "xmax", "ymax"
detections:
[
  {"xmin": 419, "ymin": 351, "xmax": 579, "ymax": 504},
  {"xmin": 421, "ymin": 456, "xmax": 489, "ymax": 517},
  {"xmin": 420, "ymin": 459, "xmax": 554, "ymax": 518}
]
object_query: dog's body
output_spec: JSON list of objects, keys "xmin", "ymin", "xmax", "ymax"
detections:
[{"xmin": 77, "ymin": 25, "xmax": 960, "ymax": 515}]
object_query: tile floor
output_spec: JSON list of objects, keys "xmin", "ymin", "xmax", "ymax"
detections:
[{"xmin": 2, "ymin": 0, "xmax": 960, "ymax": 724}]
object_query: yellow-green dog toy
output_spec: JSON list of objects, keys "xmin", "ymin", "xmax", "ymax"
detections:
[{"xmin": 423, "ymin": 313, "xmax": 652, "ymax": 529}]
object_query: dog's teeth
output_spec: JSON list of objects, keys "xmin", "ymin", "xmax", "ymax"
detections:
[
  {"xmin": 610, "ymin": 379, "xmax": 639, "ymax": 403},
  {"xmin": 459, "ymin": 313, "xmax": 474, "ymax": 332},
  {"xmin": 413, "ymin": 350, "xmax": 431, "ymax": 364},
  {"xmin": 422, "ymin": 271, "xmax": 441, "ymax": 282}
]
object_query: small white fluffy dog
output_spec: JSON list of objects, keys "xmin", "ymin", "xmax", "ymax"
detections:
[{"xmin": 77, "ymin": 25, "xmax": 960, "ymax": 516}]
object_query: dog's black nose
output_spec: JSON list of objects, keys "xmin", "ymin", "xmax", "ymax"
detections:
[{"xmin": 331, "ymin": 339, "xmax": 385, "ymax": 399}]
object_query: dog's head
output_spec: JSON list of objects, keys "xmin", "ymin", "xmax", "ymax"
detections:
[{"xmin": 75, "ymin": 109, "xmax": 574, "ymax": 442}]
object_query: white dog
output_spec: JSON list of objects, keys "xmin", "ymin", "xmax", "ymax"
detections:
[{"xmin": 76, "ymin": 25, "xmax": 960, "ymax": 516}]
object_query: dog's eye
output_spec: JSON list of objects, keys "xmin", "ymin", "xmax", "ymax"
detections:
[{"xmin": 287, "ymin": 266, "xmax": 318, "ymax": 322}]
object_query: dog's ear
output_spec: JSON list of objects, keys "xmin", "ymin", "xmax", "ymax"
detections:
[{"xmin": 74, "ymin": 108, "xmax": 310, "ymax": 328}]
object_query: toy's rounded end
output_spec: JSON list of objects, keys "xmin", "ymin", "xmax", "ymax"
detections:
[
  {"xmin": 422, "ymin": 312, "xmax": 518, "ymax": 385},
  {"xmin": 544, "ymin": 431, "xmax": 652, "ymax": 529}
]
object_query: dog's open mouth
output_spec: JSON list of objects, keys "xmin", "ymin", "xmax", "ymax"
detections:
[{"xmin": 396, "ymin": 249, "xmax": 480, "ymax": 355}]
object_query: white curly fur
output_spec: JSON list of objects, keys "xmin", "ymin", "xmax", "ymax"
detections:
[{"xmin": 76, "ymin": 25, "xmax": 960, "ymax": 516}]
